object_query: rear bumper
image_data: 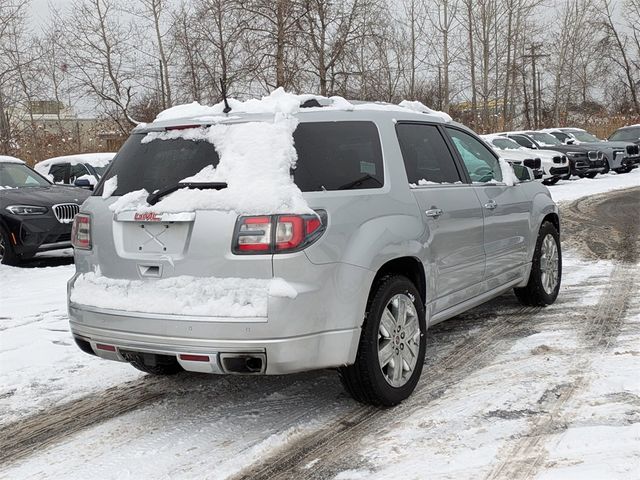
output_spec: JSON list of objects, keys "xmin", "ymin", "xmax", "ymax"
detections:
[
  {"xmin": 67, "ymin": 259, "xmax": 373, "ymax": 375},
  {"xmin": 69, "ymin": 305, "xmax": 360, "ymax": 374}
]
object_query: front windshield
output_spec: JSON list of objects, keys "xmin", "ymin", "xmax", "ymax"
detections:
[
  {"xmin": 609, "ymin": 127, "xmax": 640, "ymax": 142},
  {"xmin": 530, "ymin": 132, "xmax": 562, "ymax": 146},
  {"xmin": 0, "ymin": 163, "xmax": 51, "ymax": 188},
  {"xmin": 491, "ymin": 138, "xmax": 523, "ymax": 150},
  {"xmin": 571, "ymin": 130, "xmax": 599, "ymax": 142}
]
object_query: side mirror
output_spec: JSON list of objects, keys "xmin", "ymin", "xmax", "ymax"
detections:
[
  {"xmin": 511, "ymin": 164, "xmax": 534, "ymax": 182},
  {"xmin": 74, "ymin": 178, "xmax": 94, "ymax": 190},
  {"xmin": 565, "ymin": 139, "xmax": 575, "ymax": 145}
]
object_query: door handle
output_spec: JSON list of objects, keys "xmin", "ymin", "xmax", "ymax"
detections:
[
  {"xmin": 425, "ymin": 208, "xmax": 443, "ymax": 218},
  {"xmin": 484, "ymin": 200, "xmax": 498, "ymax": 210}
]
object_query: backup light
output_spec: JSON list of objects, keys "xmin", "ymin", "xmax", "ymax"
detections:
[{"xmin": 71, "ymin": 213, "xmax": 92, "ymax": 250}]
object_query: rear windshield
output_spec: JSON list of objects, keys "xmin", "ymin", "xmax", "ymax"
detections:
[{"xmin": 95, "ymin": 121, "xmax": 383, "ymax": 196}]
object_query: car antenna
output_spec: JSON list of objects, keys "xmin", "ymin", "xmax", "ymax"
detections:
[{"xmin": 219, "ymin": 78, "xmax": 232, "ymax": 114}]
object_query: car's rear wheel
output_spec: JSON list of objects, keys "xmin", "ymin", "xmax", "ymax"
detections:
[
  {"xmin": 514, "ymin": 221, "xmax": 561, "ymax": 306},
  {"xmin": 0, "ymin": 226, "xmax": 20, "ymax": 266},
  {"xmin": 339, "ymin": 275, "xmax": 426, "ymax": 406}
]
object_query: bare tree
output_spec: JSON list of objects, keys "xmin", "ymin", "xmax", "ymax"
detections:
[{"xmin": 55, "ymin": 0, "xmax": 140, "ymax": 132}]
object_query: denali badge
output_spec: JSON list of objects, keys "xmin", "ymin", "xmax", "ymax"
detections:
[{"xmin": 135, "ymin": 212, "xmax": 162, "ymax": 222}]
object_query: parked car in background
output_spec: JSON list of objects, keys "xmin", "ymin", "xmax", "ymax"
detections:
[
  {"xmin": 481, "ymin": 134, "xmax": 570, "ymax": 185},
  {"xmin": 500, "ymin": 131, "xmax": 606, "ymax": 178},
  {"xmin": 35, "ymin": 153, "xmax": 116, "ymax": 189},
  {"xmin": 542, "ymin": 128, "xmax": 639, "ymax": 174},
  {"xmin": 0, "ymin": 155, "xmax": 90, "ymax": 265},
  {"xmin": 68, "ymin": 97, "xmax": 561, "ymax": 407},
  {"xmin": 608, "ymin": 124, "xmax": 640, "ymax": 146}
]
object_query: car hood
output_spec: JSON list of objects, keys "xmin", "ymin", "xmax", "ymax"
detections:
[
  {"xmin": 571, "ymin": 141, "xmax": 634, "ymax": 150},
  {"xmin": 0, "ymin": 185, "xmax": 91, "ymax": 209},
  {"xmin": 537, "ymin": 144, "xmax": 593, "ymax": 154},
  {"xmin": 521, "ymin": 148, "xmax": 563, "ymax": 160}
]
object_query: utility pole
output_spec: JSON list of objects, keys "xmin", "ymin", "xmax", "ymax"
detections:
[
  {"xmin": 523, "ymin": 43, "xmax": 549, "ymax": 129},
  {"xmin": 159, "ymin": 59, "xmax": 166, "ymax": 110}
]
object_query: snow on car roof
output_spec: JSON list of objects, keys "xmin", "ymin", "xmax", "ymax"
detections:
[
  {"xmin": 0, "ymin": 155, "xmax": 25, "ymax": 164},
  {"xmin": 144, "ymin": 88, "xmax": 452, "ymax": 127},
  {"xmin": 35, "ymin": 153, "xmax": 116, "ymax": 170}
]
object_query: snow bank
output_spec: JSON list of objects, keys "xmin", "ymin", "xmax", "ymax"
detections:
[
  {"xmin": 550, "ymin": 168, "xmax": 640, "ymax": 203},
  {"xmin": 70, "ymin": 272, "xmax": 297, "ymax": 317},
  {"xmin": 113, "ymin": 114, "xmax": 311, "ymax": 215}
]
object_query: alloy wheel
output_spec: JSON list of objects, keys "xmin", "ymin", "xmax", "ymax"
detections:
[
  {"xmin": 540, "ymin": 234, "xmax": 559, "ymax": 294},
  {"xmin": 378, "ymin": 294, "xmax": 420, "ymax": 387}
]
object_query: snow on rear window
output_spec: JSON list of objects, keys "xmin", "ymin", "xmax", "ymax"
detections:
[{"xmin": 109, "ymin": 114, "xmax": 311, "ymax": 215}]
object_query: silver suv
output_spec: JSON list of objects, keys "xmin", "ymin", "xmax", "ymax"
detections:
[{"xmin": 68, "ymin": 100, "xmax": 561, "ymax": 406}]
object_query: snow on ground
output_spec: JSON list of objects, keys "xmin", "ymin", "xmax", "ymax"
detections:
[
  {"xmin": 548, "ymin": 168, "xmax": 640, "ymax": 203},
  {"xmin": 0, "ymin": 264, "xmax": 142, "ymax": 425}
]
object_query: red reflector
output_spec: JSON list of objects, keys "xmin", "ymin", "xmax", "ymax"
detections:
[
  {"xmin": 305, "ymin": 217, "xmax": 321, "ymax": 235},
  {"xmin": 96, "ymin": 343, "xmax": 116, "ymax": 352},
  {"xmin": 179, "ymin": 354, "xmax": 210, "ymax": 362}
]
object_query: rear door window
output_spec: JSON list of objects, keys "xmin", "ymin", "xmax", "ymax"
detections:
[
  {"xmin": 293, "ymin": 121, "xmax": 383, "ymax": 191},
  {"xmin": 50, "ymin": 163, "xmax": 69, "ymax": 183},
  {"xmin": 396, "ymin": 123, "xmax": 462, "ymax": 184},
  {"xmin": 446, "ymin": 128, "xmax": 503, "ymax": 183}
]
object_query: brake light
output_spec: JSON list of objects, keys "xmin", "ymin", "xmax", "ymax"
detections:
[
  {"xmin": 71, "ymin": 213, "xmax": 91, "ymax": 250},
  {"xmin": 233, "ymin": 211, "xmax": 326, "ymax": 254}
]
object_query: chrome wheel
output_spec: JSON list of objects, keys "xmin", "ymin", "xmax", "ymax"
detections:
[
  {"xmin": 378, "ymin": 294, "xmax": 420, "ymax": 388},
  {"xmin": 540, "ymin": 234, "xmax": 559, "ymax": 294}
]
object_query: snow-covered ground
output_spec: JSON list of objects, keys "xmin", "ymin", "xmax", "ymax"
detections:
[
  {"xmin": 0, "ymin": 169, "xmax": 638, "ymax": 479},
  {"xmin": 0, "ymin": 264, "xmax": 142, "ymax": 425},
  {"xmin": 548, "ymin": 168, "xmax": 639, "ymax": 203}
]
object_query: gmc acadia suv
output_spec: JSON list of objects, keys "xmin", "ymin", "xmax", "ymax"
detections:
[{"xmin": 68, "ymin": 97, "xmax": 561, "ymax": 406}]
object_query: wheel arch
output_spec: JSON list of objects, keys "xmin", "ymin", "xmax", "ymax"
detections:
[{"xmin": 369, "ymin": 256, "xmax": 426, "ymax": 307}]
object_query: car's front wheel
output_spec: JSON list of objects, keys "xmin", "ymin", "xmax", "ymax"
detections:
[
  {"xmin": 339, "ymin": 275, "xmax": 426, "ymax": 406},
  {"xmin": 0, "ymin": 226, "xmax": 20, "ymax": 266},
  {"xmin": 514, "ymin": 221, "xmax": 561, "ymax": 306}
]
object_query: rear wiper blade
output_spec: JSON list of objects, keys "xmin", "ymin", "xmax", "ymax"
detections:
[{"xmin": 147, "ymin": 182, "xmax": 227, "ymax": 205}]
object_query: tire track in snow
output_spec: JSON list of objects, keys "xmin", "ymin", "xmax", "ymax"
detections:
[
  {"xmin": 0, "ymin": 376, "xmax": 169, "ymax": 466},
  {"xmin": 485, "ymin": 188, "xmax": 640, "ymax": 480},
  {"xmin": 232, "ymin": 304, "xmax": 542, "ymax": 480}
]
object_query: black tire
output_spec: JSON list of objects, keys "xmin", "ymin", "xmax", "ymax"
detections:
[
  {"xmin": 122, "ymin": 351, "xmax": 183, "ymax": 375},
  {"xmin": 613, "ymin": 166, "xmax": 631, "ymax": 174},
  {"xmin": 339, "ymin": 275, "xmax": 426, "ymax": 406},
  {"xmin": 514, "ymin": 221, "xmax": 561, "ymax": 306},
  {"xmin": 0, "ymin": 225, "xmax": 21, "ymax": 266},
  {"xmin": 585, "ymin": 172, "xmax": 598, "ymax": 178},
  {"xmin": 602, "ymin": 160, "xmax": 610, "ymax": 174},
  {"xmin": 542, "ymin": 177, "xmax": 560, "ymax": 186}
]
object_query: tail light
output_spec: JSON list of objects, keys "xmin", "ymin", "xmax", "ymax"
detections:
[
  {"xmin": 71, "ymin": 213, "xmax": 92, "ymax": 250},
  {"xmin": 233, "ymin": 211, "xmax": 326, "ymax": 254}
]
